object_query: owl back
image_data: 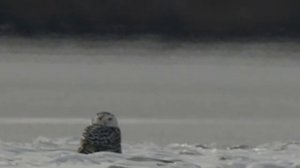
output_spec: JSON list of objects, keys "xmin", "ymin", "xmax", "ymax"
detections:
[{"xmin": 78, "ymin": 124, "xmax": 121, "ymax": 154}]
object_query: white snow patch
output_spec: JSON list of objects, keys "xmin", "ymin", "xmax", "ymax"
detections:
[{"xmin": 1, "ymin": 137, "xmax": 300, "ymax": 168}]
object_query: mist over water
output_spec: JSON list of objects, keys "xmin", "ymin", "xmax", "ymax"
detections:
[{"xmin": 0, "ymin": 37, "xmax": 300, "ymax": 145}]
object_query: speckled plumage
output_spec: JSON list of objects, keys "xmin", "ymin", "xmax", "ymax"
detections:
[{"xmin": 78, "ymin": 112, "xmax": 122, "ymax": 154}]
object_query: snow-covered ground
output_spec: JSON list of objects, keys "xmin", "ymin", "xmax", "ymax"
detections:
[{"xmin": 1, "ymin": 136, "xmax": 300, "ymax": 168}]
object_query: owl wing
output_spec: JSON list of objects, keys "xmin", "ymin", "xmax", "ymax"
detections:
[{"xmin": 78, "ymin": 125, "xmax": 121, "ymax": 154}]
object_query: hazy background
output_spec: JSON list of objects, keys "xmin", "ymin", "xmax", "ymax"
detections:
[
  {"xmin": 1, "ymin": 1, "xmax": 300, "ymax": 145},
  {"xmin": 0, "ymin": 37, "xmax": 300, "ymax": 145}
]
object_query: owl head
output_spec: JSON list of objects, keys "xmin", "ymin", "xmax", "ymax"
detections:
[{"xmin": 92, "ymin": 112, "xmax": 119, "ymax": 127}]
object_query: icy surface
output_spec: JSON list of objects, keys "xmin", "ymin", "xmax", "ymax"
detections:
[{"xmin": 1, "ymin": 137, "xmax": 300, "ymax": 168}]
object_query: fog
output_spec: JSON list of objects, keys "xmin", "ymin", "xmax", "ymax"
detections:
[{"xmin": 0, "ymin": 37, "xmax": 300, "ymax": 145}]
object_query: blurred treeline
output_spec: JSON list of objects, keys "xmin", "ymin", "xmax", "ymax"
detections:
[{"xmin": 0, "ymin": 0, "xmax": 300, "ymax": 35}]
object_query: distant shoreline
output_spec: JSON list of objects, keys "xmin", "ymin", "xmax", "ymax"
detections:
[
  {"xmin": 1, "ymin": 0, "xmax": 300, "ymax": 37},
  {"xmin": 1, "ymin": 29, "xmax": 300, "ymax": 42}
]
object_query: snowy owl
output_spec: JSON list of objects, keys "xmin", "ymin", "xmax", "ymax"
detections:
[{"xmin": 78, "ymin": 112, "xmax": 122, "ymax": 154}]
